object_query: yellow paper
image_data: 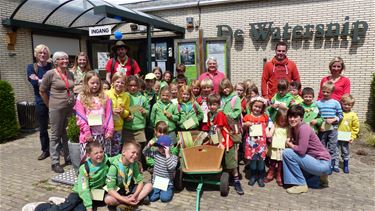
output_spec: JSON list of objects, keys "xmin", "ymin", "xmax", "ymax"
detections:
[
  {"xmin": 90, "ymin": 189, "xmax": 105, "ymax": 201},
  {"xmin": 88, "ymin": 113, "xmax": 102, "ymax": 126},
  {"xmin": 272, "ymin": 136, "xmax": 287, "ymax": 149},
  {"xmin": 153, "ymin": 176, "xmax": 170, "ymax": 191},
  {"xmin": 338, "ymin": 131, "xmax": 351, "ymax": 141},
  {"xmin": 180, "ymin": 131, "xmax": 194, "ymax": 148},
  {"xmin": 183, "ymin": 118, "xmax": 195, "ymax": 129},
  {"xmin": 249, "ymin": 124, "xmax": 263, "ymax": 137},
  {"xmin": 129, "ymin": 105, "xmax": 142, "ymax": 114},
  {"xmin": 321, "ymin": 122, "xmax": 333, "ymax": 131}
]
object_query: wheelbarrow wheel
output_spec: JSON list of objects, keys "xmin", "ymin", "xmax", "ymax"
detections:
[
  {"xmin": 220, "ymin": 172, "xmax": 229, "ymax": 197},
  {"xmin": 174, "ymin": 168, "xmax": 184, "ymax": 191}
]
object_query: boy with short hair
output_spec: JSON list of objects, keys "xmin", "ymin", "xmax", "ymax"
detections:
[
  {"xmin": 144, "ymin": 73, "xmax": 158, "ymax": 141},
  {"xmin": 338, "ymin": 94, "xmax": 359, "ymax": 173},
  {"xmin": 316, "ymin": 81, "xmax": 343, "ymax": 173},
  {"xmin": 105, "ymin": 141, "xmax": 152, "ymax": 209},
  {"xmin": 197, "ymin": 78, "xmax": 214, "ymax": 132},
  {"xmin": 143, "ymin": 135, "xmax": 178, "ymax": 202},
  {"xmin": 207, "ymin": 94, "xmax": 244, "ymax": 195},
  {"xmin": 290, "ymin": 81, "xmax": 303, "ymax": 104},
  {"xmin": 301, "ymin": 87, "xmax": 323, "ymax": 133}
]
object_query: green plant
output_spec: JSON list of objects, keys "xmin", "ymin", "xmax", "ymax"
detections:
[
  {"xmin": 67, "ymin": 115, "xmax": 80, "ymax": 143},
  {"xmin": 0, "ymin": 80, "xmax": 19, "ymax": 141},
  {"xmin": 358, "ymin": 123, "xmax": 375, "ymax": 147}
]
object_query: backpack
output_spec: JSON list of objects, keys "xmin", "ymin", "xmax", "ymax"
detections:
[{"xmin": 111, "ymin": 57, "xmax": 134, "ymax": 78}]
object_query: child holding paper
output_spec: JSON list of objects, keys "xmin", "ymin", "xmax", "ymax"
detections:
[
  {"xmin": 207, "ymin": 94, "xmax": 244, "ymax": 195},
  {"xmin": 143, "ymin": 135, "xmax": 178, "ymax": 202},
  {"xmin": 290, "ymin": 81, "xmax": 303, "ymax": 105},
  {"xmin": 243, "ymin": 96, "xmax": 269, "ymax": 187},
  {"xmin": 196, "ymin": 78, "xmax": 214, "ymax": 132},
  {"xmin": 264, "ymin": 109, "xmax": 288, "ymax": 186},
  {"xmin": 337, "ymin": 94, "xmax": 359, "ymax": 173},
  {"xmin": 150, "ymin": 86, "xmax": 179, "ymax": 143},
  {"xmin": 170, "ymin": 83, "xmax": 179, "ymax": 105},
  {"xmin": 75, "ymin": 71, "xmax": 114, "ymax": 158},
  {"xmin": 177, "ymin": 85, "xmax": 204, "ymax": 131},
  {"xmin": 268, "ymin": 79, "xmax": 294, "ymax": 122},
  {"xmin": 191, "ymin": 79, "xmax": 201, "ymax": 99},
  {"xmin": 105, "ymin": 72, "xmax": 130, "ymax": 155},
  {"xmin": 301, "ymin": 87, "xmax": 323, "ymax": 133}
]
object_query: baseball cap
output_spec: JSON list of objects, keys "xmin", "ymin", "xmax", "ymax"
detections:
[
  {"xmin": 145, "ymin": 73, "xmax": 156, "ymax": 80},
  {"xmin": 156, "ymin": 135, "xmax": 172, "ymax": 147}
]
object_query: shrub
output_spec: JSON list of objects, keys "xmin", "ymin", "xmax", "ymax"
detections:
[
  {"xmin": 0, "ymin": 80, "xmax": 19, "ymax": 141},
  {"xmin": 358, "ymin": 123, "xmax": 375, "ymax": 147},
  {"xmin": 67, "ymin": 115, "xmax": 80, "ymax": 143}
]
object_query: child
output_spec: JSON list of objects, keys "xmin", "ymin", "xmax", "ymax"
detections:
[
  {"xmin": 35, "ymin": 141, "xmax": 111, "ymax": 211},
  {"xmin": 105, "ymin": 141, "xmax": 153, "ymax": 209},
  {"xmin": 245, "ymin": 84, "xmax": 259, "ymax": 114},
  {"xmin": 143, "ymin": 135, "xmax": 178, "ymax": 202},
  {"xmin": 150, "ymin": 86, "xmax": 179, "ymax": 143},
  {"xmin": 152, "ymin": 66, "xmax": 163, "ymax": 81},
  {"xmin": 144, "ymin": 73, "xmax": 158, "ymax": 141},
  {"xmin": 337, "ymin": 94, "xmax": 359, "ymax": 173},
  {"xmin": 103, "ymin": 80, "xmax": 111, "ymax": 91},
  {"xmin": 316, "ymin": 81, "xmax": 343, "ymax": 172},
  {"xmin": 289, "ymin": 81, "xmax": 303, "ymax": 104},
  {"xmin": 235, "ymin": 82, "xmax": 247, "ymax": 115},
  {"xmin": 123, "ymin": 76, "xmax": 149, "ymax": 144},
  {"xmin": 162, "ymin": 70, "xmax": 173, "ymax": 85},
  {"xmin": 170, "ymin": 83, "xmax": 179, "ymax": 105},
  {"xmin": 196, "ymin": 79, "xmax": 214, "ymax": 132},
  {"xmin": 177, "ymin": 85, "xmax": 204, "ymax": 130},
  {"xmin": 207, "ymin": 94, "xmax": 244, "ymax": 195},
  {"xmin": 176, "ymin": 74, "xmax": 188, "ymax": 89},
  {"xmin": 153, "ymin": 80, "xmax": 161, "ymax": 95},
  {"xmin": 243, "ymin": 96, "xmax": 269, "ymax": 187},
  {"xmin": 191, "ymin": 79, "xmax": 201, "ymax": 98},
  {"xmin": 264, "ymin": 109, "xmax": 288, "ymax": 186},
  {"xmin": 268, "ymin": 79, "xmax": 294, "ymax": 122},
  {"xmin": 301, "ymin": 87, "xmax": 323, "ymax": 133},
  {"xmin": 75, "ymin": 71, "xmax": 114, "ymax": 158},
  {"xmin": 105, "ymin": 72, "xmax": 130, "ymax": 155}
]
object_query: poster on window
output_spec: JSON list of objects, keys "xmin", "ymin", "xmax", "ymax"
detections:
[
  {"xmin": 151, "ymin": 43, "xmax": 156, "ymax": 57},
  {"xmin": 179, "ymin": 43, "xmax": 196, "ymax": 65},
  {"xmin": 155, "ymin": 42, "xmax": 167, "ymax": 61},
  {"xmin": 97, "ymin": 52, "xmax": 110, "ymax": 70},
  {"xmin": 206, "ymin": 41, "xmax": 226, "ymax": 75}
]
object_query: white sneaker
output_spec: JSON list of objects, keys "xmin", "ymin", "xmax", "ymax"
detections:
[
  {"xmin": 48, "ymin": 196, "xmax": 66, "ymax": 205},
  {"xmin": 22, "ymin": 202, "xmax": 45, "ymax": 211}
]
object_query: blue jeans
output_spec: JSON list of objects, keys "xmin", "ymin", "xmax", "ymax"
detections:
[
  {"xmin": 36, "ymin": 103, "xmax": 49, "ymax": 153},
  {"xmin": 319, "ymin": 129, "xmax": 338, "ymax": 168},
  {"xmin": 283, "ymin": 148, "xmax": 331, "ymax": 186},
  {"xmin": 149, "ymin": 184, "xmax": 174, "ymax": 202}
]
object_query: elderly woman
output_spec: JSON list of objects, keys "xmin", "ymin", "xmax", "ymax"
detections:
[
  {"xmin": 198, "ymin": 57, "xmax": 226, "ymax": 94},
  {"xmin": 283, "ymin": 105, "xmax": 331, "ymax": 194},
  {"xmin": 40, "ymin": 51, "xmax": 75, "ymax": 173},
  {"xmin": 27, "ymin": 44, "xmax": 53, "ymax": 161},
  {"xmin": 318, "ymin": 57, "xmax": 350, "ymax": 101},
  {"xmin": 70, "ymin": 52, "xmax": 91, "ymax": 95}
]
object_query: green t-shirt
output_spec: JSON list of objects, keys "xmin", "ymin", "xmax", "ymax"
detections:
[
  {"xmin": 123, "ymin": 92, "xmax": 149, "ymax": 131},
  {"xmin": 150, "ymin": 100, "xmax": 179, "ymax": 132},
  {"xmin": 221, "ymin": 92, "xmax": 242, "ymax": 120},
  {"xmin": 301, "ymin": 102, "xmax": 323, "ymax": 133},
  {"xmin": 268, "ymin": 92, "xmax": 294, "ymax": 121}
]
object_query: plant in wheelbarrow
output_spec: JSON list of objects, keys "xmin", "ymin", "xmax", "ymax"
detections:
[{"xmin": 67, "ymin": 115, "xmax": 80, "ymax": 174}]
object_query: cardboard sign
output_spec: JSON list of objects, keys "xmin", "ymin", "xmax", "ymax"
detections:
[
  {"xmin": 272, "ymin": 135, "xmax": 287, "ymax": 149},
  {"xmin": 249, "ymin": 124, "xmax": 263, "ymax": 137},
  {"xmin": 90, "ymin": 189, "xmax": 105, "ymax": 201},
  {"xmin": 88, "ymin": 113, "xmax": 102, "ymax": 126},
  {"xmin": 183, "ymin": 118, "xmax": 195, "ymax": 129},
  {"xmin": 153, "ymin": 176, "xmax": 170, "ymax": 191},
  {"xmin": 129, "ymin": 105, "xmax": 142, "ymax": 114},
  {"xmin": 338, "ymin": 131, "xmax": 351, "ymax": 141},
  {"xmin": 89, "ymin": 25, "xmax": 111, "ymax": 36}
]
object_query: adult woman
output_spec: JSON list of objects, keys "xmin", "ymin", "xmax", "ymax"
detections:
[
  {"xmin": 283, "ymin": 105, "xmax": 331, "ymax": 194},
  {"xmin": 70, "ymin": 52, "xmax": 91, "ymax": 95},
  {"xmin": 27, "ymin": 44, "xmax": 53, "ymax": 161},
  {"xmin": 198, "ymin": 57, "xmax": 225, "ymax": 94},
  {"xmin": 318, "ymin": 57, "xmax": 350, "ymax": 101},
  {"xmin": 40, "ymin": 51, "xmax": 75, "ymax": 173}
]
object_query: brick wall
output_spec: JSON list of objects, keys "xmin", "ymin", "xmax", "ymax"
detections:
[{"xmin": 149, "ymin": 0, "xmax": 375, "ymax": 122}]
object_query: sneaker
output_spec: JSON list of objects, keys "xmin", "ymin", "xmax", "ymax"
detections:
[
  {"xmin": 116, "ymin": 204, "xmax": 133, "ymax": 211},
  {"xmin": 257, "ymin": 178, "xmax": 265, "ymax": 188},
  {"xmin": 51, "ymin": 164, "xmax": 64, "ymax": 173},
  {"xmin": 234, "ymin": 181, "xmax": 244, "ymax": 195},
  {"xmin": 48, "ymin": 196, "xmax": 65, "ymax": 205},
  {"xmin": 248, "ymin": 176, "xmax": 257, "ymax": 186},
  {"xmin": 22, "ymin": 202, "xmax": 45, "ymax": 211},
  {"xmin": 320, "ymin": 175, "xmax": 329, "ymax": 188},
  {"xmin": 286, "ymin": 185, "xmax": 308, "ymax": 194},
  {"xmin": 37, "ymin": 152, "xmax": 50, "ymax": 160}
]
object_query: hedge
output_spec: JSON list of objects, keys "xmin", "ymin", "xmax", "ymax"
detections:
[{"xmin": 0, "ymin": 80, "xmax": 19, "ymax": 141}]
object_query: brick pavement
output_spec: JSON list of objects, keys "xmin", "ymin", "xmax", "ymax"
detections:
[{"xmin": 0, "ymin": 132, "xmax": 374, "ymax": 210}]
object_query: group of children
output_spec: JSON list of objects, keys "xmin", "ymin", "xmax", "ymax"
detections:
[{"xmin": 34, "ymin": 66, "xmax": 359, "ymax": 210}]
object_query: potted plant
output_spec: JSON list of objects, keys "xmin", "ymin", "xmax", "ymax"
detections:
[{"xmin": 67, "ymin": 115, "xmax": 80, "ymax": 173}]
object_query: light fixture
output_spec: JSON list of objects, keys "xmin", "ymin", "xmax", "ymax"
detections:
[{"xmin": 186, "ymin": 17, "xmax": 194, "ymax": 30}]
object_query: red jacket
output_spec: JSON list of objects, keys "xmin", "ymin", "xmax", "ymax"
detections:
[{"xmin": 261, "ymin": 57, "xmax": 301, "ymax": 99}]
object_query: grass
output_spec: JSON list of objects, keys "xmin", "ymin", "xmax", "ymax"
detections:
[{"xmin": 358, "ymin": 123, "xmax": 375, "ymax": 147}]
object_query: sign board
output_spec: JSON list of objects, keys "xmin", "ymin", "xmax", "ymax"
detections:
[
  {"xmin": 97, "ymin": 52, "xmax": 109, "ymax": 69},
  {"xmin": 89, "ymin": 25, "xmax": 111, "ymax": 37}
]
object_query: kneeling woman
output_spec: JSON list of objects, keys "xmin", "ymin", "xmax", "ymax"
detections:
[{"xmin": 283, "ymin": 105, "xmax": 331, "ymax": 194}]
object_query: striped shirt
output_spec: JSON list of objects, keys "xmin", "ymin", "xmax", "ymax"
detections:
[
  {"xmin": 316, "ymin": 98, "xmax": 343, "ymax": 122},
  {"xmin": 143, "ymin": 146, "xmax": 178, "ymax": 185}
]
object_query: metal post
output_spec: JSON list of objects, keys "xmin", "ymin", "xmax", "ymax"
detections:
[{"xmin": 147, "ymin": 25, "xmax": 152, "ymax": 73}]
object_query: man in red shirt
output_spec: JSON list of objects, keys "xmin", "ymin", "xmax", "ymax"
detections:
[
  {"xmin": 106, "ymin": 41, "xmax": 141, "ymax": 83},
  {"xmin": 261, "ymin": 41, "xmax": 301, "ymax": 100}
]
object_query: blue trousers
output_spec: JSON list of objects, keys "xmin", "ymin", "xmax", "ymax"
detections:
[
  {"xmin": 283, "ymin": 148, "xmax": 331, "ymax": 186},
  {"xmin": 319, "ymin": 129, "xmax": 339, "ymax": 168},
  {"xmin": 149, "ymin": 184, "xmax": 174, "ymax": 202},
  {"xmin": 36, "ymin": 103, "xmax": 49, "ymax": 153}
]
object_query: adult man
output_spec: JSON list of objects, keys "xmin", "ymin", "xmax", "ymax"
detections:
[
  {"xmin": 198, "ymin": 57, "xmax": 226, "ymax": 94},
  {"xmin": 106, "ymin": 41, "xmax": 141, "ymax": 83},
  {"xmin": 261, "ymin": 41, "xmax": 301, "ymax": 100}
]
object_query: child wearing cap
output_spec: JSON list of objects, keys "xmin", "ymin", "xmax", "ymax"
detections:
[
  {"xmin": 144, "ymin": 73, "xmax": 158, "ymax": 141},
  {"xmin": 143, "ymin": 135, "xmax": 178, "ymax": 202}
]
